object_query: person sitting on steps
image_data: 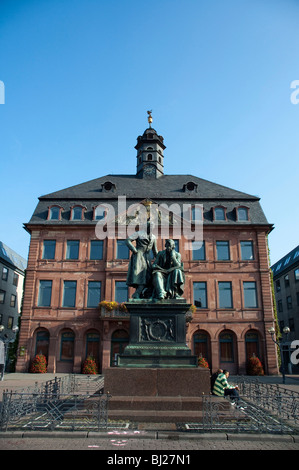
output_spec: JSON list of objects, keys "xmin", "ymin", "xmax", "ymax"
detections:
[
  {"xmin": 210, "ymin": 368, "xmax": 223, "ymax": 394},
  {"xmin": 213, "ymin": 369, "xmax": 243, "ymax": 407}
]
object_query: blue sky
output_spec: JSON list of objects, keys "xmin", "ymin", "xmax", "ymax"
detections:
[{"xmin": 0, "ymin": 0, "xmax": 298, "ymax": 265}]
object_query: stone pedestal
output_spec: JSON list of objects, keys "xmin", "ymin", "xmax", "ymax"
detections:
[
  {"xmin": 118, "ymin": 299, "xmax": 198, "ymax": 368},
  {"xmin": 104, "ymin": 367, "xmax": 211, "ymax": 423},
  {"xmin": 105, "ymin": 367, "xmax": 211, "ymax": 396},
  {"xmin": 106, "ymin": 299, "xmax": 210, "ymax": 423}
]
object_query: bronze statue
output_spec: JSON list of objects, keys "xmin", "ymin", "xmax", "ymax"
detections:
[
  {"xmin": 126, "ymin": 222, "xmax": 158, "ymax": 299},
  {"xmin": 152, "ymin": 239, "xmax": 185, "ymax": 300}
]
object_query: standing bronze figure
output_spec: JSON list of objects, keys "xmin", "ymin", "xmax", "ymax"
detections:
[{"xmin": 126, "ymin": 222, "xmax": 158, "ymax": 299}]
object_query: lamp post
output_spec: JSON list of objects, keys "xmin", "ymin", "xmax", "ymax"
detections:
[
  {"xmin": 0, "ymin": 324, "xmax": 19, "ymax": 381},
  {"xmin": 268, "ymin": 325, "xmax": 290, "ymax": 384}
]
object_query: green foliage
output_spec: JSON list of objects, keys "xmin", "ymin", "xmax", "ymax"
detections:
[{"xmin": 267, "ymin": 236, "xmax": 281, "ymax": 367}]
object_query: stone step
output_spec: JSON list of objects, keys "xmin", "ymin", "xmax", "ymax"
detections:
[
  {"xmin": 108, "ymin": 402, "xmax": 249, "ymax": 424},
  {"xmin": 108, "ymin": 409, "xmax": 204, "ymax": 423},
  {"xmin": 108, "ymin": 407, "xmax": 247, "ymax": 423},
  {"xmin": 108, "ymin": 395, "xmax": 231, "ymax": 411}
]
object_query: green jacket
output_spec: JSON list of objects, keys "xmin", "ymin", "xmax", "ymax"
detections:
[{"xmin": 213, "ymin": 373, "xmax": 234, "ymax": 396}]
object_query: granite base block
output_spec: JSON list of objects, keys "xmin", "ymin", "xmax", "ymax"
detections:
[{"xmin": 104, "ymin": 367, "xmax": 211, "ymax": 397}]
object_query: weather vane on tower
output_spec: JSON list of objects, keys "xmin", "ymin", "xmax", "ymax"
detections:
[{"xmin": 147, "ymin": 110, "xmax": 153, "ymax": 128}]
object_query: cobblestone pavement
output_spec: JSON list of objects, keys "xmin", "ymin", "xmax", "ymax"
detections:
[{"xmin": 0, "ymin": 435, "xmax": 299, "ymax": 451}]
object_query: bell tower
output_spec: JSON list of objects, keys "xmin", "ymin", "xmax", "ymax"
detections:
[{"xmin": 135, "ymin": 111, "xmax": 166, "ymax": 178}]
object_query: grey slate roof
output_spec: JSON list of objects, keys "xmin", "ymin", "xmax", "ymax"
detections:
[
  {"xmin": 26, "ymin": 174, "xmax": 271, "ymax": 228},
  {"xmin": 0, "ymin": 241, "xmax": 27, "ymax": 272},
  {"xmin": 271, "ymin": 245, "xmax": 299, "ymax": 278},
  {"xmin": 40, "ymin": 174, "xmax": 258, "ymax": 200}
]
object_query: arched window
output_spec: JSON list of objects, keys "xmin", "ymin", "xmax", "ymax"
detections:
[
  {"xmin": 237, "ymin": 207, "xmax": 249, "ymax": 221},
  {"xmin": 35, "ymin": 329, "xmax": 50, "ymax": 359},
  {"xmin": 245, "ymin": 331, "xmax": 260, "ymax": 361},
  {"xmin": 60, "ymin": 330, "xmax": 75, "ymax": 362},
  {"xmin": 110, "ymin": 329, "xmax": 129, "ymax": 367},
  {"xmin": 219, "ymin": 332, "xmax": 234, "ymax": 363},
  {"xmin": 191, "ymin": 206, "xmax": 203, "ymax": 221},
  {"xmin": 48, "ymin": 205, "xmax": 62, "ymax": 220},
  {"xmin": 71, "ymin": 206, "xmax": 83, "ymax": 220},
  {"xmin": 94, "ymin": 205, "xmax": 106, "ymax": 221},
  {"xmin": 214, "ymin": 206, "xmax": 226, "ymax": 221},
  {"xmin": 193, "ymin": 331, "xmax": 210, "ymax": 364},
  {"xmin": 86, "ymin": 331, "xmax": 100, "ymax": 364}
]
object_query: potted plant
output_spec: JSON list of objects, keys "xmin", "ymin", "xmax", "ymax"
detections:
[
  {"xmin": 99, "ymin": 300, "xmax": 119, "ymax": 312},
  {"xmin": 198, "ymin": 354, "xmax": 209, "ymax": 369},
  {"xmin": 30, "ymin": 354, "xmax": 47, "ymax": 373},
  {"xmin": 82, "ymin": 355, "xmax": 98, "ymax": 374},
  {"xmin": 99, "ymin": 300, "xmax": 128, "ymax": 316},
  {"xmin": 246, "ymin": 354, "xmax": 264, "ymax": 376}
]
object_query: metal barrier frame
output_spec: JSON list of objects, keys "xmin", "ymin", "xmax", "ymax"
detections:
[
  {"xmin": 0, "ymin": 374, "xmax": 109, "ymax": 432},
  {"xmin": 1, "ymin": 374, "xmax": 298, "ymax": 434},
  {"xmin": 200, "ymin": 376, "xmax": 299, "ymax": 434}
]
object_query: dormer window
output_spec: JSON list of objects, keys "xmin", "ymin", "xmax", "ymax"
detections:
[
  {"xmin": 47, "ymin": 205, "xmax": 62, "ymax": 221},
  {"xmin": 237, "ymin": 206, "xmax": 249, "ymax": 221},
  {"xmin": 70, "ymin": 205, "xmax": 86, "ymax": 220},
  {"xmin": 191, "ymin": 205, "xmax": 203, "ymax": 222},
  {"xmin": 104, "ymin": 182, "xmax": 113, "ymax": 191},
  {"xmin": 183, "ymin": 181, "xmax": 198, "ymax": 192},
  {"xmin": 213, "ymin": 206, "xmax": 226, "ymax": 221},
  {"xmin": 101, "ymin": 181, "xmax": 116, "ymax": 192},
  {"xmin": 93, "ymin": 205, "xmax": 106, "ymax": 221}
]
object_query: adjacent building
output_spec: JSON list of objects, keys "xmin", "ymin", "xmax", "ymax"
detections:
[
  {"xmin": 0, "ymin": 242, "xmax": 27, "ymax": 368},
  {"xmin": 16, "ymin": 120, "xmax": 278, "ymax": 375},
  {"xmin": 271, "ymin": 245, "xmax": 299, "ymax": 373}
]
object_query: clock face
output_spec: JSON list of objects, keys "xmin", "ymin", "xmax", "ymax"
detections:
[{"xmin": 143, "ymin": 164, "xmax": 156, "ymax": 177}]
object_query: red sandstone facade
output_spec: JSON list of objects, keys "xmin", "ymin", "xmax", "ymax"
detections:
[
  {"xmin": 16, "ymin": 224, "xmax": 278, "ymax": 375},
  {"xmin": 15, "ymin": 124, "xmax": 278, "ymax": 375}
]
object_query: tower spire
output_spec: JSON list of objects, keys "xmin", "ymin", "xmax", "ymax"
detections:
[
  {"xmin": 147, "ymin": 110, "xmax": 153, "ymax": 128},
  {"xmin": 135, "ymin": 113, "xmax": 166, "ymax": 179}
]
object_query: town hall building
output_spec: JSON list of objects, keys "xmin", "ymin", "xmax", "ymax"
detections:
[{"xmin": 16, "ymin": 116, "xmax": 278, "ymax": 375}]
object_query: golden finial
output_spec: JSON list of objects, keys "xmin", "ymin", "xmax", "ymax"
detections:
[
  {"xmin": 142, "ymin": 199, "xmax": 153, "ymax": 207},
  {"xmin": 147, "ymin": 110, "xmax": 153, "ymax": 127}
]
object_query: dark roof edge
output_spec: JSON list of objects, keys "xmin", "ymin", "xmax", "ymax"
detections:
[
  {"xmin": 23, "ymin": 222, "xmax": 274, "ymax": 232},
  {"xmin": 38, "ymin": 195, "xmax": 261, "ymax": 202}
]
